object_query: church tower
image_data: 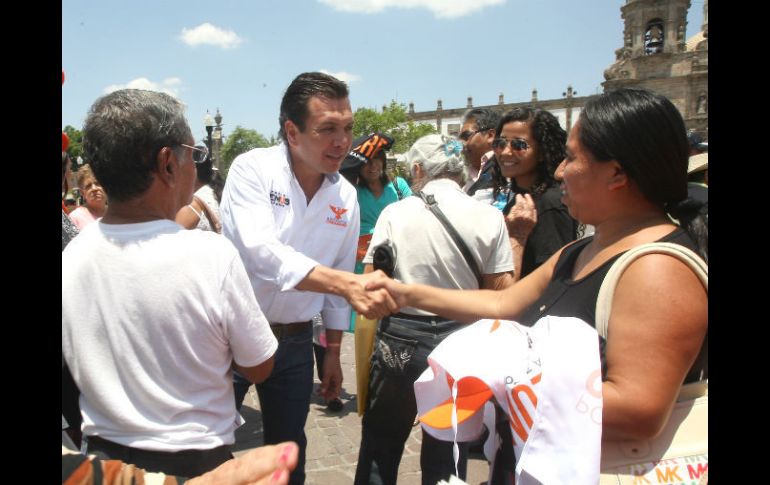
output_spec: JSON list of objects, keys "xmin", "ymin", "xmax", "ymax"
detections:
[{"xmin": 603, "ymin": 0, "xmax": 707, "ymax": 138}]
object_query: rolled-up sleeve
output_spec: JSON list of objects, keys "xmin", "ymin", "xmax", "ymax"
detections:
[
  {"xmin": 221, "ymin": 155, "xmax": 318, "ymax": 292},
  {"xmin": 321, "ymin": 201, "xmax": 360, "ymax": 331}
]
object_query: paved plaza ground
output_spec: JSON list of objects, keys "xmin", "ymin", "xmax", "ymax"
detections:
[{"xmin": 232, "ymin": 331, "xmax": 491, "ymax": 485}]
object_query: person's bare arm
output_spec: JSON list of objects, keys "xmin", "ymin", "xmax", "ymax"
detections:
[
  {"xmin": 175, "ymin": 197, "xmax": 203, "ymax": 229},
  {"xmin": 504, "ymin": 194, "xmax": 537, "ymax": 281},
  {"xmin": 187, "ymin": 442, "xmax": 299, "ymax": 485},
  {"xmin": 601, "ymin": 254, "xmax": 708, "ymax": 441},
  {"xmin": 234, "ymin": 356, "xmax": 275, "ymax": 385},
  {"xmin": 319, "ymin": 329, "xmax": 343, "ymax": 400},
  {"xmin": 366, "ymin": 248, "xmax": 562, "ymax": 323},
  {"xmin": 295, "ymin": 266, "xmax": 399, "ymax": 319},
  {"xmin": 481, "ymin": 271, "xmax": 515, "ymax": 290}
]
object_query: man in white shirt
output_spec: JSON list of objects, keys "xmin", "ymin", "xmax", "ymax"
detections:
[
  {"xmin": 62, "ymin": 89, "xmax": 278, "ymax": 479},
  {"xmin": 219, "ymin": 72, "xmax": 397, "ymax": 485}
]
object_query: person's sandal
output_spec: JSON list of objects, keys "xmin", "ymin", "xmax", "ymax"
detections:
[{"xmin": 327, "ymin": 398, "xmax": 344, "ymax": 412}]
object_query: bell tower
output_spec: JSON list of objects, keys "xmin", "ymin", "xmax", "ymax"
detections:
[{"xmin": 603, "ymin": 0, "xmax": 707, "ymax": 137}]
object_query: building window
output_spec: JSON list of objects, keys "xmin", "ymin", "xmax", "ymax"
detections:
[
  {"xmin": 644, "ymin": 19, "xmax": 664, "ymax": 55},
  {"xmin": 447, "ymin": 124, "xmax": 460, "ymax": 136}
]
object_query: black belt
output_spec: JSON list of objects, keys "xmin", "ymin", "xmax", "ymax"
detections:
[
  {"xmin": 390, "ymin": 312, "xmax": 452, "ymax": 324},
  {"xmin": 87, "ymin": 435, "xmax": 230, "ymax": 458},
  {"xmin": 270, "ymin": 320, "xmax": 312, "ymax": 339}
]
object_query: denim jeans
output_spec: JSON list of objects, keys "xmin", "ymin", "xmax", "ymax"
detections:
[
  {"xmin": 354, "ymin": 314, "xmax": 468, "ymax": 485},
  {"xmin": 234, "ymin": 325, "xmax": 314, "ymax": 485}
]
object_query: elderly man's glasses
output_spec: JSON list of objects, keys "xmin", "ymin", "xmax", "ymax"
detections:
[
  {"xmin": 179, "ymin": 144, "xmax": 209, "ymax": 164},
  {"xmin": 492, "ymin": 138, "xmax": 530, "ymax": 152}
]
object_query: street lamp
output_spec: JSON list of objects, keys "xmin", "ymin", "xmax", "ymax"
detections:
[{"xmin": 203, "ymin": 111, "xmax": 215, "ymax": 163}]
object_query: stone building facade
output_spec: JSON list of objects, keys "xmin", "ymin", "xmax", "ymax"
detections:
[
  {"xmin": 406, "ymin": 0, "xmax": 707, "ymax": 142},
  {"xmin": 405, "ymin": 86, "xmax": 592, "ymax": 139},
  {"xmin": 603, "ymin": 0, "xmax": 708, "ymax": 138}
]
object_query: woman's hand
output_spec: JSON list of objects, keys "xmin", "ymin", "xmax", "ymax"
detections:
[
  {"xmin": 363, "ymin": 272, "xmax": 409, "ymax": 310},
  {"xmin": 505, "ymin": 193, "xmax": 537, "ymax": 241},
  {"xmin": 187, "ymin": 442, "xmax": 299, "ymax": 485}
]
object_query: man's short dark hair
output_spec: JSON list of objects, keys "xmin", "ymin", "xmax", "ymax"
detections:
[
  {"xmin": 461, "ymin": 107, "xmax": 501, "ymax": 132},
  {"xmin": 278, "ymin": 72, "xmax": 349, "ymax": 143},
  {"xmin": 82, "ymin": 89, "xmax": 192, "ymax": 202}
]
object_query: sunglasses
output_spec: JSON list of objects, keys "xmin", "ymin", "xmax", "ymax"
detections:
[
  {"xmin": 179, "ymin": 144, "xmax": 209, "ymax": 164},
  {"xmin": 492, "ymin": 138, "xmax": 530, "ymax": 152},
  {"xmin": 457, "ymin": 128, "xmax": 489, "ymax": 141}
]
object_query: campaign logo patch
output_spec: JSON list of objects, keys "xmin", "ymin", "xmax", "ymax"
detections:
[
  {"xmin": 270, "ymin": 190, "xmax": 290, "ymax": 207},
  {"xmin": 326, "ymin": 205, "xmax": 348, "ymax": 227}
]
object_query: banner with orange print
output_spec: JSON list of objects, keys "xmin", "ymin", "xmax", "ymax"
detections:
[{"xmin": 414, "ymin": 317, "xmax": 602, "ymax": 485}]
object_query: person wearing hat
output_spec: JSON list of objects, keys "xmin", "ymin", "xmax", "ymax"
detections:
[
  {"xmin": 687, "ymin": 152, "xmax": 708, "ymax": 205},
  {"xmin": 354, "ymin": 134, "xmax": 519, "ymax": 485},
  {"xmin": 340, "ymin": 132, "xmax": 412, "ymax": 275}
]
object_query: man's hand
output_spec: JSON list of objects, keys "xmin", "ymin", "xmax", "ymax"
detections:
[
  {"xmin": 363, "ymin": 272, "xmax": 410, "ymax": 309},
  {"xmin": 505, "ymin": 193, "xmax": 537, "ymax": 241},
  {"xmin": 345, "ymin": 270, "xmax": 400, "ymax": 319}
]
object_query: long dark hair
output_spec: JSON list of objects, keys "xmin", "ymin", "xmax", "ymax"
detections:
[
  {"xmin": 579, "ymin": 88, "xmax": 707, "ymax": 261},
  {"xmin": 355, "ymin": 151, "xmax": 392, "ymax": 190},
  {"xmin": 490, "ymin": 107, "xmax": 567, "ymax": 200}
]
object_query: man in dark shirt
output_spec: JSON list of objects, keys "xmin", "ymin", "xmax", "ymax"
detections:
[{"xmin": 459, "ymin": 107, "xmax": 501, "ymax": 197}]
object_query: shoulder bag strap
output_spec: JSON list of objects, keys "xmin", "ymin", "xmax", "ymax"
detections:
[
  {"xmin": 595, "ymin": 242, "xmax": 708, "ymax": 399},
  {"xmin": 393, "ymin": 177, "xmax": 404, "ymax": 200},
  {"xmin": 414, "ymin": 191, "xmax": 483, "ymax": 288}
]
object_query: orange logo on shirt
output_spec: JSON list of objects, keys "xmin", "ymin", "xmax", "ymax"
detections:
[
  {"xmin": 329, "ymin": 205, "xmax": 348, "ymax": 220},
  {"xmin": 327, "ymin": 205, "xmax": 349, "ymax": 227}
]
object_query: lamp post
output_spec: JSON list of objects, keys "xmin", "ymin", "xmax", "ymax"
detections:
[
  {"xmin": 203, "ymin": 111, "xmax": 215, "ymax": 164},
  {"xmin": 213, "ymin": 108, "xmax": 223, "ymax": 171}
]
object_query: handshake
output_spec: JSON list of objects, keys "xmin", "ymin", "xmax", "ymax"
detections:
[{"xmin": 346, "ymin": 270, "xmax": 405, "ymax": 320}]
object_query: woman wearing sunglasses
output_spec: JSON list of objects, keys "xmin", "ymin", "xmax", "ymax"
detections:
[{"xmin": 491, "ymin": 108, "xmax": 579, "ymax": 279}]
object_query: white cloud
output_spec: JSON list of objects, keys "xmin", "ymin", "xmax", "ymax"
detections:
[
  {"xmin": 179, "ymin": 22, "xmax": 243, "ymax": 49},
  {"xmin": 103, "ymin": 77, "xmax": 182, "ymax": 97},
  {"xmin": 317, "ymin": 0, "xmax": 505, "ymax": 19},
  {"xmin": 320, "ymin": 69, "xmax": 361, "ymax": 84}
]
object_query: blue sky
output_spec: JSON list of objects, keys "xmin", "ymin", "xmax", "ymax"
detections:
[{"xmin": 62, "ymin": 0, "xmax": 705, "ymax": 145}]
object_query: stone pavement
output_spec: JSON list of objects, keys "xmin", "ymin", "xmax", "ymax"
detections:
[{"xmin": 231, "ymin": 331, "xmax": 491, "ymax": 485}]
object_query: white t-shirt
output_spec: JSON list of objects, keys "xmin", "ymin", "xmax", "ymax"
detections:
[
  {"xmin": 62, "ymin": 220, "xmax": 277, "ymax": 451},
  {"xmin": 220, "ymin": 143, "xmax": 359, "ymax": 331},
  {"xmin": 363, "ymin": 178, "xmax": 514, "ymax": 315}
]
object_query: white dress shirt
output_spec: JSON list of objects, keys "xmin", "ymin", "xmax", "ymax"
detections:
[{"xmin": 220, "ymin": 143, "xmax": 359, "ymax": 331}]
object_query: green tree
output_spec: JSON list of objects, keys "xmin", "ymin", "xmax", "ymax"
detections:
[
  {"xmin": 353, "ymin": 101, "xmax": 436, "ymax": 154},
  {"xmin": 63, "ymin": 125, "xmax": 84, "ymax": 167},
  {"xmin": 219, "ymin": 126, "xmax": 273, "ymax": 177}
]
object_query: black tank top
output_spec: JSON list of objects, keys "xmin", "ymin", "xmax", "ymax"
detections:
[{"xmin": 517, "ymin": 227, "xmax": 707, "ymax": 383}]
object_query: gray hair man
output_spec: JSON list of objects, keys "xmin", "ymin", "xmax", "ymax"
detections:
[
  {"xmin": 354, "ymin": 134, "xmax": 516, "ymax": 485},
  {"xmin": 62, "ymin": 89, "xmax": 277, "ymax": 478}
]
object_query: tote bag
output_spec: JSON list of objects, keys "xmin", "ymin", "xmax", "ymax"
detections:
[{"xmin": 596, "ymin": 242, "xmax": 708, "ymax": 485}]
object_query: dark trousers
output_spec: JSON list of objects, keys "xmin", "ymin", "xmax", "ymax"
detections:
[
  {"xmin": 85, "ymin": 435, "xmax": 232, "ymax": 478},
  {"xmin": 354, "ymin": 314, "xmax": 469, "ymax": 485},
  {"xmin": 234, "ymin": 325, "xmax": 314, "ymax": 485}
]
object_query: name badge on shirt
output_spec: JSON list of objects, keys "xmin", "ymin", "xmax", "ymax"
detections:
[{"xmin": 270, "ymin": 190, "xmax": 290, "ymax": 207}]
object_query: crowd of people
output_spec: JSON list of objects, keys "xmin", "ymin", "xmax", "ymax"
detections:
[{"xmin": 62, "ymin": 71, "xmax": 708, "ymax": 485}]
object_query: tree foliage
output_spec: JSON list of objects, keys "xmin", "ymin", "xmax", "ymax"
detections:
[
  {"xmin": 353, "ymin": 101, "xmax": 436, "ymax": 154},
  {"xmin": 219, "ymin": 126, "xmax": 273, "ymax": 177},
  {"xmin": 63, "ymin": 125, "xmax": 84, "ymax": 167}
]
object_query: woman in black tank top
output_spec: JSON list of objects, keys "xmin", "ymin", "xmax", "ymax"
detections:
[{"xmin": 367, "ymin": 88, "xmax": 708, "ymax": 444}]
